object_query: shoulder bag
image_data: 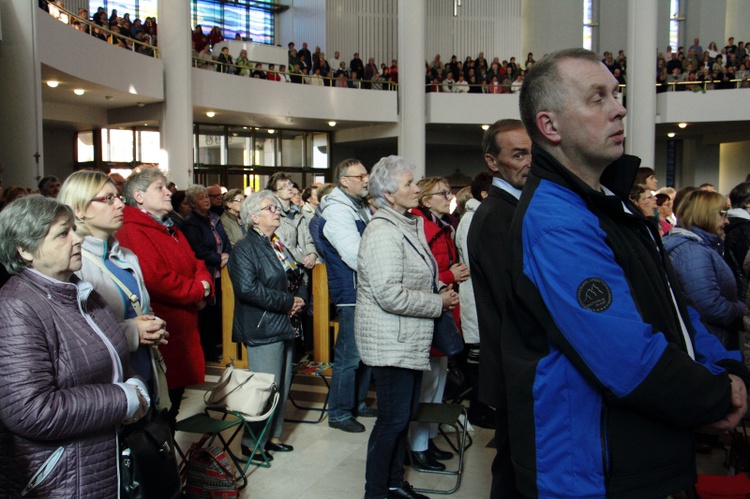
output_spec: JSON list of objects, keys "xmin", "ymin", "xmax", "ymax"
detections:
[{"xmin": 204, "ymin": 364, "xmax": 277, "ymax": 421}]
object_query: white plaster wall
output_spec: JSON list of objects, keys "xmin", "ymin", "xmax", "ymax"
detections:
[{"xmin": 522, "ymin": 0, "xmax": 582, "ymax": 56}]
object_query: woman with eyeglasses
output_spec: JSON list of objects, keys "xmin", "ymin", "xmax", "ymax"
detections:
[
  {"xmin": 663, "ymin": 189, "xmax": 745, "ymax": 349},
  {"xmin": 227, "ymin": 190, "xmax": 306, "ymax": 463},
  {"xmin": 58, "ymin": 171, "xmax": 169, "ymax": 387},
  {"xmin": 406, "ymin": 177, "xmax": 469, "ymax": 472},
  {"xmin": 220, "ymin": 188, "xmax": 247, "ymax": 247}
]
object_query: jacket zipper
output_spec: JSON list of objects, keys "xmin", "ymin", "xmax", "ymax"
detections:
[{"xmin": 21, "ymin": 446, "xmax": 65, "ymax": 496}]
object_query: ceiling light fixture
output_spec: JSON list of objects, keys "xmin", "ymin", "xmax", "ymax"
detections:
[
  {"xmin": 678, "ymin": 122, "xmax": 687, "ymax": 128},
  {"xmin": 481, "ymin": 124, "xmax": 490, "ymax": 131},
  {"xmin": 47, "ymin": 81, "xmax": 59, "ymax": 88},
  {"xmin": 73, "ymin": 89, "xmax": 85, "ymax": 96},
  {"xmin": 667, "ymin": 132, "xmax": 676, "ymax": 138},
  {"xmin": 206, "ymin": 111, "xmax": 216, "ymax": 118},
  {"xmin": 267, "ymin": 129, "xmax": 275, "ymax": 134},
  {"xmin": 328, "ymin": 121, "xmax": 336, "ymax": 127}
]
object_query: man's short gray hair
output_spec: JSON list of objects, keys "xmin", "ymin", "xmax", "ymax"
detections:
[
  {"xmin": 0, "ymin": 195, "xmax": 75, "ymax": 274},
  {"xmin": 123, "ymin": 168, "xmax": 168, "ymax": 207},
  {"xmin": 519, "ymin": 48, "xmax": 600, "ymax": 142},
  {"xmin": 185, "ymin": 184, "xmax": 208, "ymax": 205},
  {"xmin": 368, "ymin": 155, "xmax": 415, "ymax": 209},
  {"xmin": 241, "ymin": 190, "xmax": 277, "ymax": 225}
]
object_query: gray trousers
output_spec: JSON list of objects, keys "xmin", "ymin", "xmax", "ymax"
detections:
[{"xmin": 242, "ymin": 339, "xmax": 294, "ymax": 447}]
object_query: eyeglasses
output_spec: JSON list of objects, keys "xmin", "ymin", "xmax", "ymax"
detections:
[
  {"xmin": 260, "ymin": 204, "xmax": 278, "ymax": 213},
  {"xmin": 276, "ymin": 181, "xmax": 293, "ymax": 190},
  {"xmin": 343, "ymin": 174, "xmax": 369, "ymax": 182},
  {"xmin": 719, "ymin": 209, "xmax": 729, "ymax": 218},
  {"xmin": 91, "ymin": 193, "xmax": 123, "ymax": 205},
  {"xmin": 231, "ymin": 198, "xmax": 245, "ymax": 203},
  {"xmin": 425, "ymin": 190, "xmax": 453, "ymax": 200}
]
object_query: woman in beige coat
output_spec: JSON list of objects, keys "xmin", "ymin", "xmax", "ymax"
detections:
[{"xmin": 355, "ymin": 155, "xmax": 458, "ymax": 499}]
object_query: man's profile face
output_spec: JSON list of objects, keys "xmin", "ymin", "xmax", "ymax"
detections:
[
  {"xmin": 485, "ymin": 128, "xmax": 532, "ymax": 190},
  {"xmin": 550, "ymin": 59, "xmax": 627, "ymax": 169},
  {"xmin": 340, "ymin": 163, "xmax": 369, "ymax": 199},
  {"xmin": 207, "ymin": 186, "xmax": 223, "ymax": 207}
]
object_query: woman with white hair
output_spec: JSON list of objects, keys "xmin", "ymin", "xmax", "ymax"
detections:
[
  {"xmin": 355, "ymin": 156, "xmax": 458, "ymax": 499},
  {"xmin": 227, "ymin": 190, "xmax": 307, "ymax": 462},
  {"xmin": 0, "ymin": 195, "xmax": 148, "ymax": 496}
]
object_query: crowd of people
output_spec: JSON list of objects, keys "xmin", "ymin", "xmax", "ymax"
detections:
[{"xmin": 40, "ymin": 1, "xmax": 750, "ymax": 94}]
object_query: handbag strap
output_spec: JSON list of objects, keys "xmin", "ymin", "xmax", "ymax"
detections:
[{"xmin": 82, "ymin": 250, "xmax": 144, "ymax": 317}]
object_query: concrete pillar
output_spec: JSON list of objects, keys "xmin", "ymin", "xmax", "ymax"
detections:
[
  {"xmin": 397, "ymin": 0, "xmax": 426, "ymax": 178},
  {"xmin": 625, "ymin": 0, "xmax": 657, "ymax": 167},
  {"xmin": 157, "ymin": 0, "xmax": 193, "ymax": 188},
  {"xmin": 0, "ymin": 2, "xmax": 44, "ymax": 189}
]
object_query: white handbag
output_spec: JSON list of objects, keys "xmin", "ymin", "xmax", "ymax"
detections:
[{"xmin": 204, "ymin": 365, "xmax": 277, "ymax": 421}]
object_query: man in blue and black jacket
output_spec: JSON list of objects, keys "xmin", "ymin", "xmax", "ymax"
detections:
[{"xmin": 503, "ymin": 47, "xmax": 750, "ymax": 498}]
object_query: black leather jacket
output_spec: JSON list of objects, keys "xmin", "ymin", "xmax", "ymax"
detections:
[{"xmin": 227, "ymin": 229, "xmax": 307, "ymax": 346}]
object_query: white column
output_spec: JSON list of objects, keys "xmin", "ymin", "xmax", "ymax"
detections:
[
  {"xmin": 157, "ymin": 0, "xmax": 192, "ymax": 188},
  {"xmin": 625, "ymin": 0, "xmax": 657, "ymax": 167},
  {"xmin": 0, "ymin": 1, "xmax": 44, "ymax": 189},
  {"xmin": 397, "ymin": 0, "xmax": 426, "ymax": 179}
]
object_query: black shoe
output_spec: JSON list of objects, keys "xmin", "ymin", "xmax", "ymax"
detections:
[
  {"xmin": 410, "ymin": 450, "xmax": 446, "ymax": 471},
  {"xmin": 388, "ymin": 481, "xmax": 430, "ymax": 498},
  {"xmin": 358, "ymin": 406, "xmax": 378, "ymax": 418},
  {"xmin": 265, "ymin": 441, "xmax": 294, "ymax": 452},
  {"xmin": 239, "ymin": 445, "xmax": 273, "ymax": 462},
  {"xmin": 329, "ymin": 418, "xmax": 366, "ymax": 433},
  {"xmin": 426, "ymin": 440, "xmax": 453, "ymax": 461}
]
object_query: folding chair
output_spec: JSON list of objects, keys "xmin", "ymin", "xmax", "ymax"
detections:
[
  {"xmin": 410, "ymin": 403, "xmax": 472, "ymax": 495},
  {"xmin": 174, "ymin": 391, "xmax": 280, "ymax": 490},
  {"xmin": 286, "ymin": 361, "xmax": 333, "ymax": 424}
]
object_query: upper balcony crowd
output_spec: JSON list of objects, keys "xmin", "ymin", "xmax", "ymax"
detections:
[{"xmin": 40, "ymin": 1, "xmax": 750, "ymax": 94}]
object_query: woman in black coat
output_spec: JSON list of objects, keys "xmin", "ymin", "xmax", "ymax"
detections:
[{"xmin": 227, "ymin": 190, "xmax": 306, "ymax": 463}]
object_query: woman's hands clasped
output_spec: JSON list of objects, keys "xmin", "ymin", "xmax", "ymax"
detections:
[
  {"xmin": 135, "ymin": 315, "xmax": 169, "ymax": 346},
  {"xmin": 440, "ymin": 284, "xmax": 459, "ymax": 311},
  {"xmin": 289, "ymin": 297, "xmax": 306, "ymax": 317}
]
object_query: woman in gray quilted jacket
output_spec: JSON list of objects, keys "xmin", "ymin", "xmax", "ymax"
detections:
[{"xmin": 355, "ymin": 156, "xmax": 458, "ymax": 499}]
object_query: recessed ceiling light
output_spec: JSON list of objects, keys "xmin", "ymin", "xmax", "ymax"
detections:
[
  {"xmin": 667, "ymin": 132, "xmax": 676, "ymax": 138},
  {"xmin": 328, "ymin": 121, "xmax": 337, "ymax": 127},
  {"xmin": 73, "ymin": 89, "xmax": 85, "ymax": 96},
  {"xmin": 47, "ymin": 81, "xmax": 59, "ymax": 88},
  {"xmin": 206, "ymin": 111, "xmax": 215, "ymax": 118},
  {"xmin": 268, "ymin": 129, "xmax": 275, "ymax": 134},
  {"xmin": 481, "ymin": 124, "xmax": 490, "ymax": 130},
  {"xmin": 678, "ymin": 122, "xmax": 687, "ymax": 128}
]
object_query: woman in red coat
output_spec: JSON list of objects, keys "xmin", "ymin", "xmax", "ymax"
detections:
[
  {"xmin": 408, "ymin": 177, "xmax": 470, "ymax": 471},
  {"xmin": 116, "ymin": 168, "xmax": 213, "ymax": 428}
]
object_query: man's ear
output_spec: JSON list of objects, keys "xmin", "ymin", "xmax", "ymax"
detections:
[
  {"xmin": 484, "ymin": 153, "xmax": 499, "ymax": 174},
  {"xmin": 536, "ymin": 111, "xmax": 562, "ymax": 145}
]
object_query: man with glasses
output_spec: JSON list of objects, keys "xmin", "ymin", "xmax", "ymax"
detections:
[
  {"xmin": 207, "ymin": 184, "xmax": 224, "ymax": 216},
  {"xmin": 312, "ymin": 158, "xmax": 376, "ymax": 432}
]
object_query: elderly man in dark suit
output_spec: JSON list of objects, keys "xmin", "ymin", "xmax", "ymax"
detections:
[{"xmin": 467, "ymin": 119, "xmax": 530, "ymax": 499}]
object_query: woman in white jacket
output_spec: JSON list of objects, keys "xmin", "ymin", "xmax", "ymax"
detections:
[{"xmin": 355, "ymin": 156, "xmax": 458, "ymax": 499}]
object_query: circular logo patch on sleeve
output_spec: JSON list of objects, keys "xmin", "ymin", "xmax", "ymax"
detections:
[{"xmin": 577, "ymin": 277, "xmax": 613, "ymax": 312}]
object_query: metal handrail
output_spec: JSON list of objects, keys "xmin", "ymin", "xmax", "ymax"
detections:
[{"xmin": 43, "ymin": 0, "xmax": 159, "ymax": 58}]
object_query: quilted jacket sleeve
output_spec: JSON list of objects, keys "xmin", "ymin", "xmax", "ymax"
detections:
[
  {"xmin": 322, "ymin": 202, "xmax": 361, "ymax": 271},
  {"xmin": 0, "ymin": 297, "xmax": 129, "ymax": 441}
]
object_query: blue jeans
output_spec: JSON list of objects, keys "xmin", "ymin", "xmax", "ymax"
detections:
[
  {"xmin": 328, "ymin": 306, "xmax": 371, "ymax": 422},
  {"xmin": 364, "ymin": 366, "xmax": 422, "ymax": 499}
]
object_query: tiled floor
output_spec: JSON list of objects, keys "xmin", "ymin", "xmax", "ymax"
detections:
[
  {"xmin": 175, "ymin": 372, "xmax": 741, "ymax": 498},
  {"xmin": 174, "ymin": 373, "xmax": 494, "ymax": 498}
]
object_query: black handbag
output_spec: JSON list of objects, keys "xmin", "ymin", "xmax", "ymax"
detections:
[
  {"xmin": 433, "ymin": 310, "xmax": 464, "ymax": 356},
  {"xmin": 120, "ymin": 408, "xmax": 182, "ymax": 499}
]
